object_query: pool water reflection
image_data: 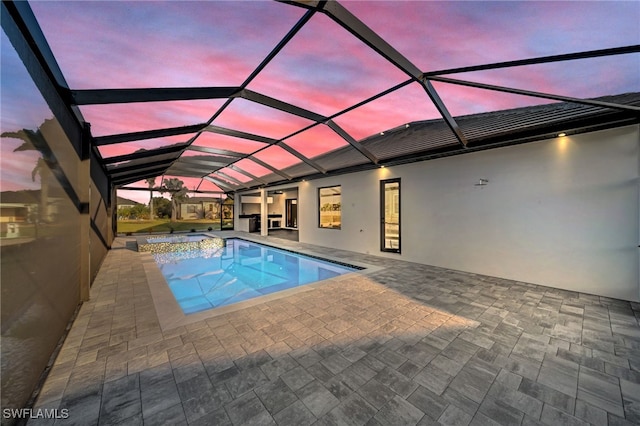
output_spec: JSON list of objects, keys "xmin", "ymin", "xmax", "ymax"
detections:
[{"xmin": 154, "ymin": 239, "xmax": 359, "ymax": 314}]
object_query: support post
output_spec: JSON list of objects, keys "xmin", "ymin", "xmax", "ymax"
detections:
[
  {"xmin": 260, "ymin": 188, "xmax": 268, "ymax": 237},
  {"xmin": 79, "ymin": 155, "xmax": 91, "ymax": 301}
]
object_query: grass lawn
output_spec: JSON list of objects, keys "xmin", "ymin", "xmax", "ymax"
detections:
[{"xmin": 117, "ymin": 219, "xmax": 223, "ymax": 234}]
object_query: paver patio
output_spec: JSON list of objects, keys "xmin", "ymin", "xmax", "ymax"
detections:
[{"xmin": 29, "ymin": 233, "xmax": 640, "ymax": 425}]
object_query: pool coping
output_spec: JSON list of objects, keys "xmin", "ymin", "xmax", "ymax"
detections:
[{"xmin": 142, "ymin": 234, "xmax": 384, "ymax": 331}]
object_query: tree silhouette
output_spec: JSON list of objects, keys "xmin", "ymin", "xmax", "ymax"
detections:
[{"xmin": 160, "ymin": 178, "xmax": 188, "ymax": 222}]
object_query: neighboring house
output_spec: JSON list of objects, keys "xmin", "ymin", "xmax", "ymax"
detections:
[
  {"xmin": 0, "ymin": 189, "xmax": 62, "ymax": 237},
  {"xmin": 179, "ymin": 197, "xmax": 222, "ymax": 220},
  {"xmin": 116, "ymin": 196, "xmax": 141, "ymax": 211}
]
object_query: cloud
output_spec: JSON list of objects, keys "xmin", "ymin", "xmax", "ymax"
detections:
[
  {"xmin": 253, "ymin": 146, "xmax": 301, "ymax": 170},
  {"xmin": 81, "ymin": 99, "xmax": 225, "ymax": 137},
  {"xmin": 234, "ymin": 159, "xmax": 273, "ymax": 178},
  {"xmin": 333, "ymin": 82, "xmax": 442, "ymax": 140},
  {"xmin": 11, "ymin": 0, "xmax": 636, "ymax": 184},
  {"xmin": 1, "ymin": 32, "xmax": 54, "ymax": 134},
  {"xmin": 344, "ymin": 1, "xmax": 639, "ymax": 96},
  {"xmin": 190, "ymin": 132, "xmax": 267, "ymax": 154},
  {"xmin": 285, "ymin": 124, "xmax": 348, "ymax": 158},
  {"xmin": 97, "ymin": 135, "xmax": 188, "ymax": 159},
  {"xmin": 31, "ymin": 1, "xmax": 303, "ymax": 89},
  {"xmin": 247, "ymin": 12, "xmax": 410, "ymax": 116},
  {"xmin": 213, "ymin": 99, "xmax": 314, "ymax": 140}
]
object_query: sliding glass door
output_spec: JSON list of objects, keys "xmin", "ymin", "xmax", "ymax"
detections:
[{"xmin": 381, "ymin": 178, "xmax": 401, "ymax": 253}]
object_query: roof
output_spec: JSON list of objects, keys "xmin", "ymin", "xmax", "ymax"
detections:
[
  {"xmin": 278, "ymin": 92, "xmax": 640, "ymax": 183},
  {"xmin": 116, "ymin": 196, "xmax": 141, "ymax": 206},
  {"xmin": 1, "ymin": 190, "xmax": 40, "ymax": 205},
  {"xmin": 4, "ymin": 1, "xmax": 639, "ymax": 196}
]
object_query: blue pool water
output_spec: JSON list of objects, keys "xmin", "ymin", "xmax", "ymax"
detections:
[{"xmin": 154, "ymin": 239, "xmax": 359, "ymax": 314}]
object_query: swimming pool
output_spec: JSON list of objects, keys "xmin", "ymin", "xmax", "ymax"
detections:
[{"xmin": 154, "ymin": 239, "xmax": 359, "ymax": 314}]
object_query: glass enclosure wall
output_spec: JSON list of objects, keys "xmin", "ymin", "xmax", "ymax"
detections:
[
  {"xmin": 0, "ymin": 27, "xmax": 112, "ymax": 414},
  {"xmin": 90, "ymin": 176, "xmax": 112, "ymax": 281}
]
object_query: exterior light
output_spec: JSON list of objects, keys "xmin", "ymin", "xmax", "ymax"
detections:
[{"xmin": 557, "ymin": 132, "xmax": 566, "ymax": 137}]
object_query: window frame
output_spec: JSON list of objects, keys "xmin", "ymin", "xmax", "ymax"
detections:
[
  {"xmin": 380, "ymin": 178, "xmax": 401, "ymax": 253},
  {"xmin": 318, "ymin": 185, "xmax": 342, "ymax": 230}
]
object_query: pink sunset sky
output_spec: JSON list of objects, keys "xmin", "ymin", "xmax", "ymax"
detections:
[{"xmin": 2, "ymin": 1, "xmax": 638, "ymax": 204}]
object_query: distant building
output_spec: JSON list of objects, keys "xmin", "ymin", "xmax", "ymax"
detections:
[
  {"xmin": 0, "ymin": 189, "xmax": 63, "ymax": 237},
  {"xmin": 116, "ymin": 196, "xmax": 142, "ymax": 210},
  {"xmin": 179, "ymin": 197, "xmax": 222, "ymax": 220}
]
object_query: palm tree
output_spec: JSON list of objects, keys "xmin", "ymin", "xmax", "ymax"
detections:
[
  {"xmin": 146, "ymin": 177, "xmax": 156, "ymax": 220},
  {"xmin": 161, "ymin": 178, "xmax": 188, "ymax": 222},
  {"xmin": 2, "ymin": 126, "xmax": 53, "ymax": 223}
]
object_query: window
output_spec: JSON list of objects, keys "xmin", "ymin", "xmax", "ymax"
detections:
[
  {"xmin": 187, "ymin": 205, "xmax": 196, "ymax": 213},
  {"xmin": 318, "ymin": 186, "xmax": 341, "ymax": 229},
  {"xmin": 381, "ymin": 178, "xmax": 400, "ymax": 253}
]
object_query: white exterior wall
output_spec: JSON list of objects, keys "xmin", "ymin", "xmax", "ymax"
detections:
[{"xmin": 293, "ymin": 125, "xmax": 639, "ymax": 301}]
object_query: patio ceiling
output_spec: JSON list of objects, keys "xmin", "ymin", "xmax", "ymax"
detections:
[{"xmin": 8, "ymin": 1, "xmax": 640, "ymax": 194}]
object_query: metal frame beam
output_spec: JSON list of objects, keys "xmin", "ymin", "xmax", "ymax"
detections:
[
  {"xmin": 188, "ymin": 7, "xmax": 318, "ymax": 148},
  {"xmin": 422, "ymin": 45, "xmax": 640, "ymax": 77},
  {"xmin": 173, "ymin": 157, "xmax": 232, "ymax": 168},
  {"xmin": 70, "ymin": 87, "xmax": 242, "ymax": 105},
  {"xmin": 420, "ymin": 80, "xmax": 468, "ymax": 147},
  {"xmin": 214, "ymin": 171, "xmax": 248, "ymax": 188},
  {"xmin": 321, "ymin": 0, "xmax": 421, "ymax": 79},
  {"xmin": 179, "ymin": 6, "xmax": 323, "ymax": 183},
  {"xmin": 206, "ymin": 120, "xmax": 331, "ymax": 176},
  {"xmin": 112, "ymin": 165, "xmax": 170, "ymax": 185},
  {"xmin": 427, "ymin": 76, "xmax": 640, "ymax": 113},
  {"xmin": 241, "ymin": 89, "xmax": 327, "ymax": 122},
  {"xmin": 248, "ymin": 155, "xmax": 292, "ymax": 180},
  {"xmin": 94, "ymin": 124, "xmax": 206, "ymax": 145},
  {"xmin": 118, "ymin": 185, "xmax": 225, "ymax": 195},
  {"xmin": 228, "ymin": 165, "xmax": 268, "ymax": 185},
  {"xmin": 102, "ymin": 143, "xmax": 188, "ymax": 165},
  {"xmin": 279, "ymin": 142, "xmax": 327, "ymax": 174},
  {"xmin": 168, "ymin": 170, "xmax": 220, "ymax": 179},
  {"xmin": 319, "ymin": 0, "xmax": 468, "ymax": 147},
  {"xmin": 204, "ymin": 125, "xmax": 277, "ymax": 145},
  {"xmin": 2, "ymin": 1, "xmax": 85, "ymax": 159},
  {"xmin": 326, "ymin": 121, "xmax": 378, "ymax": 163},
  {"xmin": 165, "ymin": 169, "xmax": 210, "ymax": 178},
  {"xmin": 187, "ymin": 145, "xmax": 245, "ymax": 157},
  {"xmin": 108, "ymin": 159, "xmax": 174, "ymax": 175},
  {"xmin": 204, "ymin": 175, "xmax": 237, "ymax": 192}
]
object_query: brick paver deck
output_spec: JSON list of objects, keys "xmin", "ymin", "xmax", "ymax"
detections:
[{"xmin": 30, "ymin": 233, "xmax": 640, "ymax": 425}]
